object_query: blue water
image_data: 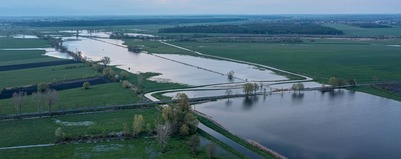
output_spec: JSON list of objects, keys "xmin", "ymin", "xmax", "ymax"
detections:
[{"xmin": 195, "ymin": 90, "xmax": 401, "ymax": 159}]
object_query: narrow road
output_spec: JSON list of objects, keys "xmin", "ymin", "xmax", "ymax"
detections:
[
  {"xmin": 160, "ymin": 41, "xmax": 312, "ymax": 81},
  {"xmin": 0, "ymin": 144, "xmax": 55, "ymax": 150}
]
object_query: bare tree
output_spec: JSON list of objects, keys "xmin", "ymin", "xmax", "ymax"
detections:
[
  {"xmin": 100, "ymin": 56, "xmax": 111, "ymax": 66},
  {"xmin": 207, "ymin": 143, "xmax": 217, "ymax": 159},
  {"xmin": 225, "ymin": 89, "xmax": 233, "ymax": 101},
  {"xmin": 46, "ymin": 89, "xmax": 58, "ymax": 115},
  {"xmin": 31, "ymin": 92, "xmax": 44, "ymax": 113},
  {"xmin": 227, "ymin": 71, "xmax": 234, "ymax": 81},
  {"xmin": 12, "ymin": 91, "xmax": 26, "ymax": 116},
  {"xmin": 156, "ymin": 122, "xmax": 172, "ymax": 152}
]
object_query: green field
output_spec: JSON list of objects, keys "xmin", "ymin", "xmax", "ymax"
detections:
[
  {"xmin": 0, "ymin": 64, "xmax": 98, "ymax": 89},
  {"xmin": 123, "ymin": 40, "xmax": 191, "ymax": 55},
  {"xmin": 0, "ymin": 83, "xmax": 141, "ymax": 115},
  {"xmin": 0, "ymin": 38, "xmax": 50, "ymax": 48},
  {"xmin": 0, "ymin": 50, "xmax": 63, "ymax": 66},
  {"xmin": 0, "ymin": 108, "xmax": 158, "ymax": 147},
  {"xmin": 0, "ymin": 108, "xmax": 240, "ymax": 159},
  {"xmin": 326, "ymin": 24, "xmax": 401, "ymax": 37},
  {"xmin": 0, "ymin": 136, "xmax": 239, "ymax": 159},
  {"xmin": 171, "ymin": 39, "xmax": 401, "ymax": 83}
]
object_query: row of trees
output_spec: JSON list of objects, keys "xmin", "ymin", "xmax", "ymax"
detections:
[
  {"xmin": 160, "ymin": 22, "xmax": 344, "ymax": 35},
  {"xmin": 12, "ymin": 83, "xmax": 58, "ymax": 116}
]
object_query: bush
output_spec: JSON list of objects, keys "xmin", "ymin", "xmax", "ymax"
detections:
[
  {"xmin": 122, "ymin": 80, "xmax": 131, "ymax": 88},
  {"xmin": 120, "ymin": 71, "xmax": 129, "ymax": 80},
  {"xmin": 37, "ymin": 82, "xmax": 48, "ymax": 93},
  {"xmin": 103, "ymin": 67, "xmax": 116, "ymax": 79},
  {"xmin": 82, "ymin": 82, "xmax": 90, "ymax": 90}
]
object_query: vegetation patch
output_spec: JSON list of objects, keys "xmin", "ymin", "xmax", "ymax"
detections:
[{"xmin": 160, "ymin": 22, "xmax": 343, "ymax": 35}]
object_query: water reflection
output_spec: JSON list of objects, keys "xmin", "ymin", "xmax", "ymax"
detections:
[
  {"xmin": 62, "ymin": 34, "xmax": 286, "ymax": 86},
  {"xmin": 196, "ymin": 90, "xmax": 401, "ymax": 159},
  {"xmin": 242, "ymin": 95, "xmax": 259, "ymax": 109}
]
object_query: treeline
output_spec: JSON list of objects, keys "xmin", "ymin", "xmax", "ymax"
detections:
[
  {"xmin": 159, "ymin": 23, "xmax": 343, "ymax": 35},
  {"xmin": 12, "ymin": 18, "xmax": 247, "ymax": 27},
  {"xmin": 350, "ymin": 23, "xmax": 392, "ymax": 28}
]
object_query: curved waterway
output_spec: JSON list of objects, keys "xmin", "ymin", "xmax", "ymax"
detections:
[
  {"xmin": 188, "ymin": 90, "xmax": 401, "ymax": 159},
  {"xmin": 63, "ymin": 36, "xmax": 286, "ymax": 86}
]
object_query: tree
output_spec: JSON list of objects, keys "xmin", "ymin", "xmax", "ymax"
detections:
[
  {"xmin": 37, "ymin": 82, "xmax": 48, "ymax": 93},
  {"xmin": 253, "ymin": 83, "xmax": 259, "ymax": 94},
  {"xmin": 100, "ymin": 56, "xmax": 111, "ymax": 66},
  {"xmin": 55, "ymin": 127, "xmax": 65, "ymax": 138},
  {"xmin": 292, "ymin": 82, "xmax": 304, "ymax": 93},
  {"xmin": 82, "ymin": 82, "xmax": 91, "ymax": 90},
  {"xmin": 31, "ymin": 92, "xmax": 44, "ymax": 113},
  {"xmin": 122, "ymin": 80, "xmax": 131, "ymax": 88},
  {"xmin": 328, "ymin": 77, "xmax": 348, "ymax": 88},
  {"xmin": 12, "ymin": 91, "xmax": 26, "ymax": 116},
  {"xmin": 120, "ymin": 71, "xmax": 129, "ymax": 80},
  {"xmin": 243, "ymin": 83, "xmax": 254, "ymax": 96},
  {"xmin": 328, "ymin": 77, "xmax": 338, "ymax": 87},
  {"xmin": 133, "ymin": 114, "xmax": 144, "ymax": 137},
  {"xmin": 156, "ymin": 122, "xmax": 172, "ymax": 152},
  {"xmin": 45, "ymin": 89, "xmax": 58, "ymax": 114},
  {"xmin": 92, "ymin": 63, "xmax": 104, "ymax": 72},
  {"xmin": 102, "ymin": 67, "xmax": 116, "ymax": 79},
  {"xmin": 207, "ymin": 143, "xmax": 217, "ymax": 159},
  {"xmin": 227, "ymin": 71, "xmax": 234, "ymax": 81},
  {"xmin": 162, "ymin": 93, "xmax": 199, "ymax": 136},
  {"xmin": 188, "ymin": 134, "xmax": 200, "ymax": 155},
  {"xmin": 128, "ymin": 45, "xmax": 141, "ymax": 53},
  {"xmin": 297, "ymin": 82, "xmax": 305, "ymax": 91},
  {"xmin": 225, "ymin": 89, "xmax": 233, "ymax": 101},
  {"xmin": 122, "ymin": 122, "xmax": 129, "ymax": 135},
  {"xmin": 146, "ymin": 123, "xmax": 153, "ymax": 135}
]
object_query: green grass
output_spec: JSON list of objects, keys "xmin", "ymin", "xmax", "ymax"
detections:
[
  {"xmin": 117, "ymin": 70, "xmax": 187, "ymax": 93},
  {"xmin": 0, "ymin": 136, "xmax": 240, "ymax": 159},
  {"xmin": 0, "ymin": 64, "xmax": 98, "ymax": 89},
  {"xmin": 0, "ymin": 38, "xmax": 50, "ymax": 48},
  {"xmin": 123, "ymin": 40, "xmax": 192, "ymax": 55},
  {"xmin": 352, "ymin": 86, "xmax": 401, "ymax": 102},
  {"xmin": 172, "ymin": 40, "xmax": 401, "ymax": 84},
  {"xmin": 197, "ymin": 115, "xmax": 275, "ymax": 159},
  {"xmin": 325, "ymin": 24, "xmax": 401, "ymax": 37},
  {"xmin": 0, "ymin": 83, "xmax": 141, "ymax": 115},
  {"xmin": 0, "ymin": 50, "xmax": 63, "ymax": 66},
  {"xmin": 0, "ymin": 108, "xmax": 158, "ymax": 147}
]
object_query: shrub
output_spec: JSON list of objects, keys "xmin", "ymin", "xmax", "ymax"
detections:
[
  {"xmin": 82, "ymin": 82, "xmax": 90, "ymax": 90},
  {"xmin": 37, "ymin": 82, "xmax": 48, "ymax": 93},
  {"xmin": 122, "ymin": 80, "xmax": 131, "ymax": 88}
]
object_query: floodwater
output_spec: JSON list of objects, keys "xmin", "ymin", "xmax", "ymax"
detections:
[
  {"xmin": 12, "ymin": 34, "xmax": 38, "ymax": 39},
  {"xmin": 194, "ymin": 90, "xmax": 401, "ymax": 159},
  {"xmin": 0, "ymin": 48, "xmax": 73, "ymax": 60},
  {"xmin": 62, "ymin": 36, "xmax": 285, "ymax": 85}
]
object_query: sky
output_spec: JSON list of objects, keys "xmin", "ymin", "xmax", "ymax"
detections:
[{"xmin": 0, "ymin": 0, "xmax": 400, "ymax": 16}]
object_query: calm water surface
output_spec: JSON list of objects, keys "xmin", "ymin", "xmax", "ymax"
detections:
[
  {"xmin": 195, "ymin": 90, "xmax": 401, "ymax": 159},
  {"xmin": 63, "ymin": 37, "xmax": 285, "ymax": 85}
]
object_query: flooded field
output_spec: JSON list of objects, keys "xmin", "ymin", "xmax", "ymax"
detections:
[{"xmin": 194, "ymin": 90, "xmax": 401, "ymax": 159}]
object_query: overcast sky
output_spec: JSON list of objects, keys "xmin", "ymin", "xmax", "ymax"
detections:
[{"xmin": 1, "ymin": 0, "xmax": 400, "ymax": 16}]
